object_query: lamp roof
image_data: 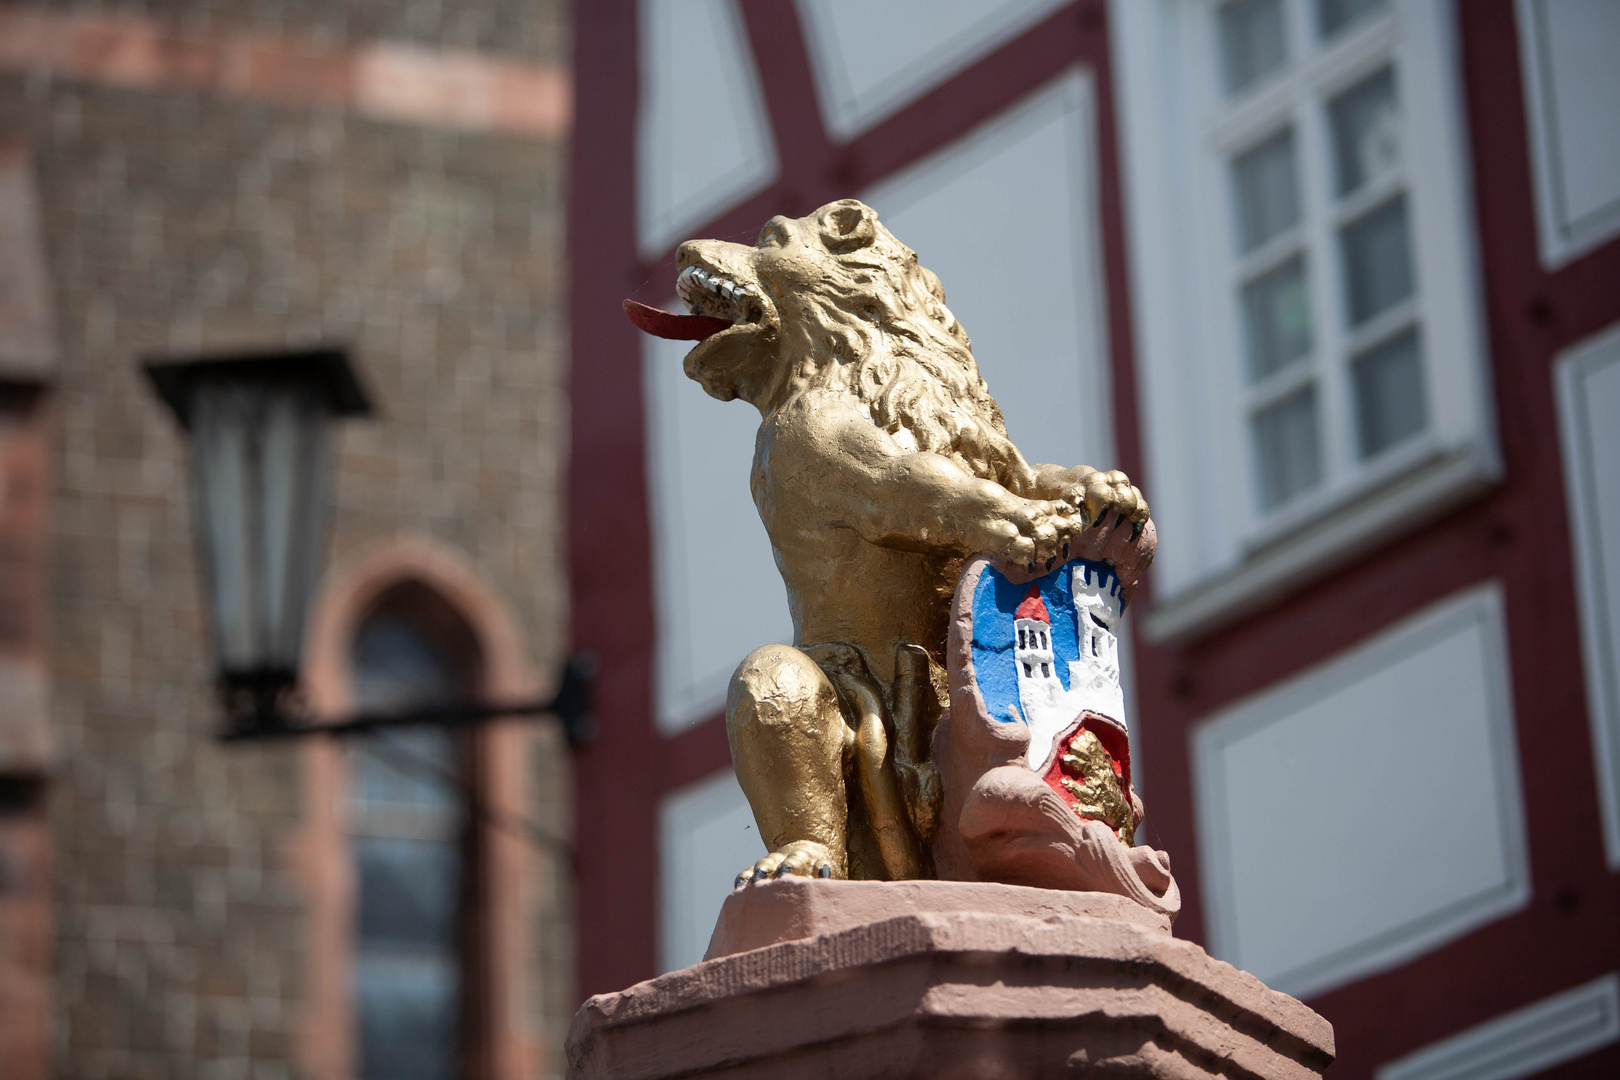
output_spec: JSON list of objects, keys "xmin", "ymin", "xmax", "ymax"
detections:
[{"xmin": 144, "ymin": 345, "xmax": 373, "ymax": 428}]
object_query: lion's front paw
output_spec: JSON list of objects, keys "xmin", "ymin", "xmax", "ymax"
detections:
[
  {"xmin": 1062, "ymin": 468, "xmax": 1149, "ymax": 534},
  {"xmin": 734, "ymin": 840, "xmax": 840, "ymax": 888},
  {"xmin": 974, "ymin": 499, "xmax": 1089, "ymax": 572}
]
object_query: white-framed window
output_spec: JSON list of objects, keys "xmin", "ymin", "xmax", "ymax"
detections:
[{"xmin": 1112, "ymin": 0, "xmax": 1498, "ymax": 642}]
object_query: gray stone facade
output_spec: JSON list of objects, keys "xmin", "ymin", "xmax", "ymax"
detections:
[{"xmin": 0, "ymin": 2, "xmax": 573, "ymax": 1076}]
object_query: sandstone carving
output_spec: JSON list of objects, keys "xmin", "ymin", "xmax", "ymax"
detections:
[{"xmin": 626, "ymin": 199, "xmax": 1173, "ymax": 916}]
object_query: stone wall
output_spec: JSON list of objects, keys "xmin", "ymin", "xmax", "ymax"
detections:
[{"xmin": 0, "ymin": 2, "xmax": 573, "ymax": 1076}]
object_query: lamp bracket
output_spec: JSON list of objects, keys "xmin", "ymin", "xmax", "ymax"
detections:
[{"xmin": 218, "ymin": 652, "xmax": 598, "ymax": 748}]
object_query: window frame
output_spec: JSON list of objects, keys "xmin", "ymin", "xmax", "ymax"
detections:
[{"xmin": 1111, "ymin": 0, "xmax": 1498, "ymax": 643}]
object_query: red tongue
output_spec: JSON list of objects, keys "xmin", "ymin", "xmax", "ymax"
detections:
[{"xmin": 623, "ymin": 299, "xmax": 732, "ymax": 341}]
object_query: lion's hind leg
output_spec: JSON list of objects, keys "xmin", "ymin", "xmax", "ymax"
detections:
[{"xmin": 726, "ymin": 644, "xmax": 852, "ymax": 884}]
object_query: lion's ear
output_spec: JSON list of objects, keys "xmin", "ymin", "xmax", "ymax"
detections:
[{"xmin": 819, "ymin": 200, "xmax": 878, "ymax": 253}]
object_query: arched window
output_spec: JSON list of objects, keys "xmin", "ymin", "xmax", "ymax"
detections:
[{"xmin": 347, "ymin": 582, "xmax": 483, "ymax": 1080}]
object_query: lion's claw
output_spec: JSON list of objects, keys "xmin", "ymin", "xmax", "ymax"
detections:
[{"xmin": 735, "ymin": 840, "xmax": 841, "ymax": 887}]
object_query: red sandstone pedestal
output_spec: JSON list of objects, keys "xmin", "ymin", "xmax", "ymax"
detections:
[{"xmin": 567, "ymin": 878, "xmax": 1333, "ymax": 1079}]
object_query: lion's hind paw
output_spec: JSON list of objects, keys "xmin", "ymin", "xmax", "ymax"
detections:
[{"xmin": 733, "ymin": 840, "xmax": 840, "ymax": 889}]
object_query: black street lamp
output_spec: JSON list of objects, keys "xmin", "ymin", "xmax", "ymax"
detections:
[{"xmin": 145, "ymin": 346, "xmax": 593, "ymax": 744}]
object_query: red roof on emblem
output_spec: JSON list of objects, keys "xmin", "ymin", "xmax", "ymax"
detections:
[{"xmin": 1015, "ymin": 586, "xmax": 1050, "ymax": 623}]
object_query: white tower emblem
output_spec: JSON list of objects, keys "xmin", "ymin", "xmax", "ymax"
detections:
[{"xmin": 1011, "ymin": 564, "xmax": 1127, "ymax": 772}]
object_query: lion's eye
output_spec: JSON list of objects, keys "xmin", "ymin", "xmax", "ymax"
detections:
[{"xmin": 757, "ymin": 224, "xmax": 789, "ymax": 248}]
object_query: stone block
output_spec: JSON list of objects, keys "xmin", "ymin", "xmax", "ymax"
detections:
[{"xmin": 568, "ymin": 878, "xmax": 1332, "ymax": 1080}]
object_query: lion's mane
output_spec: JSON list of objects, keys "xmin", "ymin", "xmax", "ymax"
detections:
[{"xmin": 778, "ymin": 222, "xmax": 1030, "ymax": 489}]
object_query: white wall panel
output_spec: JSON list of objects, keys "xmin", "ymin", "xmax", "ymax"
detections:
[
  {"xmin": 861, "ymin": 68, "xmax": 1113, "ymax": 473},
  {"xmin": 1555, "ymin": 321, "xmax": 1620, "ymax": 868},
  {"xmin": 796, "ymin": 0, "xmax": 1072, "ymax": 141},
  {"xmin": 644, "ymin": 330, "xmax": 793, "ymax": 734},
  {"xmin": 1376, "ymin": 973, "xmax": 1620, "ymax": 1080},
  {"xmin": 1516, "ymin": 0, "xmax": 1620, "ymax": 267},
  {"xmin": 1192, "ymin": 583, "xmax": 1529, "ymax": 999},
  {"xmin": 636, "ymin": 0, "xmax": 777, "ymax": 259},
  {"xmin": 658, "ymin": 769, "xmax": 763, "ymax": 974}
]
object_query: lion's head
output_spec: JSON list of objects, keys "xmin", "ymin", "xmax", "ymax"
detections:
[{"xmin": 636, "ymin": 200, "xmax": 1029, "ymax": 487}]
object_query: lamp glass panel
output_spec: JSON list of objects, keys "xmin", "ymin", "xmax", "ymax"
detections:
[
  {"xmin": 186, "ymin": 378, "xmax": 328, "ymax": 675},
  {"xmin": 257, "ymin": 384, "xmax": 328, "ymax": 669},
  {"xmin": 189, "ymin": 382, "xmax": 261, "ymax": 672}
]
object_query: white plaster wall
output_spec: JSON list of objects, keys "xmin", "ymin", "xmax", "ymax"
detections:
[
  {"xmin": 1516, "ymin": 0, "xmax": 1620, "ymax": 266},
  {"xmin": 1376, "ymin": 973, "xmax": 1620, "ymax": 1080},
  {"xmin": 643, "ymin": 330, "xmax": 792, "ymax": 735},
  {"xmin": 796, "ymin": 0, "xmax": 1073, "ymax": 140},
  {"xmin": 1555, "ymin": 321, "xmax": 1620, "ymax": 868},
  {"xmin": 636, "ymin": 0, "xmax": 778, "ymax": 259},
  {"xmin": 1193, "ymin": 583, "xmax": 1529, "ymax": 999},
  {"xmin": 861, "ymin": 67, "xmax": 1114, "ymax": 473},
  {"xmin": 657, "ymin": 769, "xmax": 763, "ymax": 973}
]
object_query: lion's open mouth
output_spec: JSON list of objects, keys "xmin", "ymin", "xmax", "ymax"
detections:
[{"xmin": 623, "ymin": 265, "xmax": 768, "ymax": 342}]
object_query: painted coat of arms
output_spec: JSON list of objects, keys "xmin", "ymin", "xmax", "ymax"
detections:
[{"xmin": 935, "ymin": 555, "xmax": 1179, "ymax": 918}]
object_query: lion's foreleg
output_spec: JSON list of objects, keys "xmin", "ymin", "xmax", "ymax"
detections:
[{"xmin": 726, "ymin": 645, "xmax": 851, "ymax": 882}]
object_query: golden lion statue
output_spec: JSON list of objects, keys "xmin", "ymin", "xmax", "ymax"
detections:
[{"xmin": 627, "ymin": 200, "xmax": 1169, "ymax": 906}]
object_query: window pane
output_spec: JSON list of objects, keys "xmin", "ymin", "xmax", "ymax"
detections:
[
  {"xmin": 1243, "ymin": 256, "xmax": 1313, "ymax": 381},
  {"xmin": 1253, "ymin": 385, "xmax": 1322, "ymax": 509},
  {"xmin": 1330, "ymin": 68, "xmax": 1400, "ymax": 196},
  {"xmin": 1352, "ymin": 328, "xmax": 1427, "ymax": 457},
  {"xmin": 354, "ymin": 730, "xmax": 461, "ymax": 816},
  {"xmin": 1341, "ymin": 196, "xmax": 1413, "ymax": 325},
  {"xmin": 1221, "ymin": 0, "xmax": 1288, "ymax": 95},
  {"xmin": 353, "ymin": 616, "xmax": 460, "ymax": 712},
  {"xmin": 356, "ymin": 953, "xmax": 458, "ymax": 1080},
  {"xmin": 1233, "ymin": 129, "xmax": 1300, "ymax": 252},
  {"xmin": 355, "ymin": 831, "xmax": 462, "ymax": 1079},
  {"xmin": 1319, "ymin": 0, "xmax": 1389, "ymax": 37},
  {"xmin": 357, "ymin": 837, "xmax": 461, "ymax": 948}
]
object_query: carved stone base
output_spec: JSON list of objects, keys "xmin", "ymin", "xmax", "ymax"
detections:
[{"xmin": 566, "ymin": 878, "xmax": 1332, "ymax": 1080}]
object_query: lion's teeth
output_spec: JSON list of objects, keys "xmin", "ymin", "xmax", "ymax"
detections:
[{"xmin": 676, "ymin": 264, "xmax": 756, "ymax": 320}]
